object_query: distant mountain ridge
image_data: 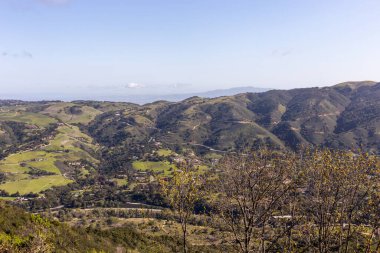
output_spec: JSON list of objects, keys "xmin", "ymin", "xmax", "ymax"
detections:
[
  {"xmin": 87, "ymin": 81, "xmax": 380, "ymax": 154},
  {"xmin": 0, "ymin": 86, "xmax": 269, "ymax": 104},
  {"xmin": 0, "ymin": 81, "xmax": 378, "ymax": 154},
  {"xmin": 163, "ymin": 86, "xmax": 270, "ymax": 100},
  {"xmin": 112, "ymin": 86, "xmax": 270, "ymax": 104}
]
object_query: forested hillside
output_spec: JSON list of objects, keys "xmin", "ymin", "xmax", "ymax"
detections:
[
  {"xmin": 0, "ymin": 81, "xmax": 379, "ymax": 196},
  {"xmin": 88, "ymin": 81, "xmax": 380, "ymax": 153},
  {"xmin": 0, "ymin": 81, "xmax": 379, "ymax": 252}
]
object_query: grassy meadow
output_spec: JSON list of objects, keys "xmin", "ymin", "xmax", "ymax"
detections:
[
  {"xmin": 0, "ymin": 109, "xmax": 57, "ymax": 127},
  {"xmin": 42, "ymin": 103, "xmax": 102, "ymax": 124},
  {"xmin": 0, "ymin": 105, "xmax": 99, "ymax": 194},
  {"xmin": 132, "ymin": 161, "xmax": 178, "ymax": 177}
]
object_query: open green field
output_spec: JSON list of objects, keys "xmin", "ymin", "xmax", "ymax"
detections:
[
  {"xmin": 44, "ymin": 125, "xmax": 98, "ymax": 163},
  {"xmin": 0, "ymin": 151, "xmax": 60, "ymax": 173},
  {"xmin": 42, "ymin": 103, "xmax": 102, "ymax": 124},
  {"xmin": 0, "ymin": 151, "xmax": 69, "ymax": 194},
  {"xmin": 0, "ymin": 175, "xmax": 71, "ymax": 195},
  {"xmin": 0, "ymin": 196, "xmax": 16, "ymax": 201},
  {"xmin": 203, "ymin": 152, "xmax": 223, "ymax": 160},
  {"xmin": 0, "ymin": 163, "xmax": 29, "ymax": 174},
  {"xmin": 132, "ymin": 161, "xmax": 178, "ymax": 176},
  {"xmin": 156, "ymin": 149, "xmax": 174, "ymax": 157},
  {"xmin": 0, "ymin": 110, "xmax": 57, "ymax": 127},
  {"xmin": 132, "ymin": 159, "xmax": 208, "ymax": 178},
  {"xmin": 194, "ymin": 164, "xmax": 209, "ymax": 173},
  {"xmin": 112, "ymin": 178, "xmax": 128, "ymax": 187},
  {"xmin": 0, "ymin": 124, "xmax": 98, "ymax": 194}
]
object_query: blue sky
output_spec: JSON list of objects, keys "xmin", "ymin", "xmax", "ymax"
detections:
[{"xmin": 1, "ymin": 0, "xmax": 380, "ymax": 99}]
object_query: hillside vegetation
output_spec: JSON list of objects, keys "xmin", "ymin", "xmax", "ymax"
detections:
[
  {"xmin": 0, "ymin": 201, "xmax": 220, "ymax": 253},
  {"xmin": 88, "ymin": 81, "xmax": 380, "ymax": 153},
  {"xmin": 0, "ymin": 81, "xmax": 379, "ymax": 252},
  {"xmin": 0, "ymin": 81, "xmax": 378, "ymax": 196}
]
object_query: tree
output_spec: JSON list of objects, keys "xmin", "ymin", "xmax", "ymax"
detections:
[
  {"xmin": 212, "ymin": 149, "xmax": 300, "ymax": 253},
  {"xmin": 299, "ymin": 149, "xmax": 379, "ymax": 253},
  {"xmin": 160, "ymin": 165, "xmax": 204, "ymax": 253},
  {"xmin": 364, "ymin": 181, "xmax": 380, "ymax": 253}
]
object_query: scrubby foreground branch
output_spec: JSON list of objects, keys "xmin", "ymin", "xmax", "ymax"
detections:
[
  {"xmin": 160, "ymin": 165, "xmax": 204, "ymax": 253},
  {"xmin": 210, "ymin": 149, "xmax": 379, "ymax": 253}
]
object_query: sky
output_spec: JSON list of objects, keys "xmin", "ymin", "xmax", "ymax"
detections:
[{"xmin": 1, "ymin": 0, "xmax": 380, "ymax": 100}]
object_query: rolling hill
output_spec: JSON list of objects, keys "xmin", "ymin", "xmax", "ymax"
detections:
[
  {"xmin": 88, "ymin": 81, "xmax": 380, "ymax": 154},
  {"xmin": 0, "ymin": 81, "xmax": 379, "ymax": 195},
  {"xmin": 0, "ymin": 81, "xmax": 379, "ymax": 252}
]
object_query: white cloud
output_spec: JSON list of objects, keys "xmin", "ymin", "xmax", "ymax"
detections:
[
  {"xmin": 1, "ymin": 50, "xmax": 33, "ymax": 59},
  {"xmin": 272, "ymin": 48, "xmax": 293, "ymax": 57},
  {"xmin": 22, "ymin": 51, "xmax": 33, "ymax": 58},
  {"xmin": 172, "ymin": 83, "xmax": 192, "ymax": 89},
  {"xmin": 126, "ymin": 83, "xmax": 146, "ymax": 89}
]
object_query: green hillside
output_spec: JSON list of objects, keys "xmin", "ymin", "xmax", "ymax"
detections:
[
  {"xmin": 0, "ymin": 201, "xmax": 114, "ymax": 252},
  {"xmin": 0, "ymin": 82, "xmax": 379, "ymax": 197},
  {"xmin": 88, "ymin": 82, "xmax": 380, "ymax": 153}
]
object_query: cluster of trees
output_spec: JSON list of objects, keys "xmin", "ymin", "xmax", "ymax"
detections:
[
  {"xmin": 27, "ymin": 167, "xmax": 56, "ymax": 177},
  {"xmin": 0, "ymin": 121, "xmax": 57, "ymax": 160},
  {"xmin": 23, "ymin": 175, "xmax": 162, "ymax": 211},
  {"xmin": 162, "ymin": 149, "xmax": 380, "ymax": 253},
  {"xmin": 0, "ymin": 201, "xmax": 115, "ymax": 253},
  {"xmin": 23, "ymin": 177, "xmax": 132, "ymax": 211},
  {"xmin": 0, "ymin": 172, "xmax": 5, "ymax": 183}
]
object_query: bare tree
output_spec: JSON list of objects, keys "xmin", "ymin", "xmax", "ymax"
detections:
[
  {"xmin": 212, "ymin": 149, "xmax": 300, "ymax": 253},
  {"xmin": 300, "ymin": 149, "xmax": 379, "ymax": 253},
  {"xmin": 365, "ymin": 182, "xmax": 380, "ymax": 253},
  {"xmin": 160, "ymin": 165, "xmax": 203, "ymax": 253},
  {"xmin": 358, "ymin": 155, "xmax": 380, "ymax": 253}
]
